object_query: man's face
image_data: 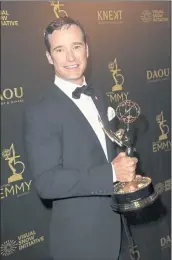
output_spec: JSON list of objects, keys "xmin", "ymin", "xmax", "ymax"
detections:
[{"xmin": 46, "ymin": 25, "xmax": 89, "ymax": 85}]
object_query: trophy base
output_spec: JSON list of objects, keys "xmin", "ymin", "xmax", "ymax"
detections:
[
  {"xmin": 8, "ymin": 174, "xmax": 23, "ymax": 183},
  {"xmin": 111, "ymin": 176, "xmax": 159, "ymax": 212},
  {"xmin": 112, "ymin": 85, "xmax": 123, "ymax": 92},
  {"xmin": 159, "ymin": 134, "xmax": 168, "ymax": 141}
]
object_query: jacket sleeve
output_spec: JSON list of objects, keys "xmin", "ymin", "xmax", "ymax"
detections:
[{"xmin": 23, "ymin": 105, "xmax": 113, "ymax": 200}]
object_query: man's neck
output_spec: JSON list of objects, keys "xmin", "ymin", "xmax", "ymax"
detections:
[{"xmin": 55, "ymin": 75, "xmax": 85, "ymax": 87}]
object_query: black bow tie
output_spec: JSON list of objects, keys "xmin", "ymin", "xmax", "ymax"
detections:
[{"xmin": 72, "ymin": 85, "xmax": 93, "ymax": 99}]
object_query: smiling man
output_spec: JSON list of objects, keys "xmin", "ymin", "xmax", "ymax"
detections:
[
  {"xmin": 45, "ymin": 23, "xmax": 88, "ymax": 85},
  {"xmin": 24, "ymin": 17, "xmax": 138, "ymax": 260}
]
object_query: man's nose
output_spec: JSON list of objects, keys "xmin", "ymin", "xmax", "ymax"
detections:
[{"xmin": 66, "ymin": 50, "xmax": 75, "ymax": 62}]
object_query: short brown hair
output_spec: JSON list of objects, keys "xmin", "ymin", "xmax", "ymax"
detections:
[{"xmin": 44, "ymin": 16, "xmax": 87, "ymax": 53}]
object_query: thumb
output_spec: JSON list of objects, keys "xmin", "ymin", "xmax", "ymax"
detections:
[{"xmin": 116, "ymin": 152, "xmax": 126, "ymax": 159}]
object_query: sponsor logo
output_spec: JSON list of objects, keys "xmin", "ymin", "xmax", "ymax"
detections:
[
  {"xmin": 140, "ymin": 10, "xmax": 153, "ymax": 23},
  {"xmin": 0, "ymin": 240, "xmax": 18, "ymax": 256},
  {"xmin": 147, "ymin": 68, "xmax": 170, "ymax": 82},
  {"xmin": 97, "ymin": 10, "xmax": 123, "ymax": 24},
  {"xmin": 160, "ymin": 235, "xmax": 171, "ymax": 250},
  {"xmin": 0, "ymin": 9, "xmax": 19, "ymax": 27},
  {"xmin": 141, "ymin": 9, "xmax": 168, "ymax": 23},
  {"xmin": 1, "ymin": 231, "xmax": 44, "ymax": 256},
  {"xmin": 1, "ymin": 87, "xmax": 24, "ymax": 106}
]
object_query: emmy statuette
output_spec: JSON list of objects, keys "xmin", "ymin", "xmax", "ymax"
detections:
[{"xmin": 99, "ymin": 100, "xmax": 158, "ymax": 213}]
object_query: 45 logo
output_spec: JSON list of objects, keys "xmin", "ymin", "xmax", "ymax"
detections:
[
  {"xmin": 51, "ymin": 1, "xmax": 68, "ymax": 18},
  {"xmin": 108, "ymin": 58, "xmax": 124, "ymax": 91}
]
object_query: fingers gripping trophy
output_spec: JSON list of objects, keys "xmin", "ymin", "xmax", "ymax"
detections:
[{"xmin": 99, "ymin": 100, "xmax": 158, "ymax": 213}]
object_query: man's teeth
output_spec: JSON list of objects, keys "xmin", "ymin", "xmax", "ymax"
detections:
[{"xmin": 65, "ymin": 65, "xmax": 78, "ymax": 68}]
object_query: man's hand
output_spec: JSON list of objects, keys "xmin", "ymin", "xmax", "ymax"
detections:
[{"xmin": 112, "ymin": 152, "xmax": 138, "ymax": 182}]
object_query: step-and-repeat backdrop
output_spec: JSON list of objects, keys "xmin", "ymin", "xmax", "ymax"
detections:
[{"xmin": 1, "ymin": 1, "xmax": 171, "ymax": 260}]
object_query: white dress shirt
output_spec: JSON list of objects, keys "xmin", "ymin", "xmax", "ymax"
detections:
[{"xmin": 54, "ymin": 76, "xmax": 116, "ymax": 181}]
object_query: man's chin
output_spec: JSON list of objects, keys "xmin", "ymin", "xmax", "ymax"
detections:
[
  {"xmin": 64, "ymin": 75, "xmax": 84, "ymax": 84},
  {"xmin": 68, "ymin": 78, "xmax": 84, "ymax": 85}
]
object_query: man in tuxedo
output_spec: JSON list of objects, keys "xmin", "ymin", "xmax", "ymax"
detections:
[{"xmin": 24, "ymin": 17, "xmax": 137, "ymax": 260}]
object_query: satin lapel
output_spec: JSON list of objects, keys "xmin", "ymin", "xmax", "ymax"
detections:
[{"xmin": 92, "ymin": 90, "xmax": 114, "ymax": 162}]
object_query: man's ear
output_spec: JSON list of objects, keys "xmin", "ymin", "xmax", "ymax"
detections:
[
  {"xmin": 86, "ymin": 43, "xmax": 89, "ymax": 58},
  {"xmin": 46, "ymin": 51, "xmax": 53, "ymax": 65}
]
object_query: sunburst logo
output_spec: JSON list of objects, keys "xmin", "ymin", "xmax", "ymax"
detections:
[
  {"xmin": 0, "ymin": 240, "xmax": 18, "ymax": 256},
  {"xmin": 140, "ymin": 9, "xmax": 168, "ymax": 23},
  {"xmin": 140, "ymin": 10, "xmax": 152, "ymax": 22}
]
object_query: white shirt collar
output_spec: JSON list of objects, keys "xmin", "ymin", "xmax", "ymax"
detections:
[
  {"xmin": 54, "ymin": 75, "xmax": 87, "ymax": 98},
  {"xmin": 54, "ymin": 76, "xmax": 109, "ymax": 162}
]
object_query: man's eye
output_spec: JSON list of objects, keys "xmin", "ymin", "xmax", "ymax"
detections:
[
  {"xmin": 56, "ymin": 49, "xmax": 63, "ymax": 52},
  {"xmin": 74, "ymin": 45, "xmax": 81, "ymax": 50}
]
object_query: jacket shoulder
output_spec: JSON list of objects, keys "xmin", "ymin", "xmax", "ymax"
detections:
[{"xmin": 25, "ymin": 84, "xmax": 63, "ymax": 114}]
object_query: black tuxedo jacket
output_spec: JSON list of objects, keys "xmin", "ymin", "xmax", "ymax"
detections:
[{"xmin": 24, "ymin": 83, "xmax": 121, "ymax": 260}]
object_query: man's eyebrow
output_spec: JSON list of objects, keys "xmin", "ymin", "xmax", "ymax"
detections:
[
  {"xmin": 52, "ymin": 42, "xmax": 84, "ymax": 51},
  {"xmin": 73, "ymin": 42, "xmax": 84, "ymax": 45},
  {"xmin": 52, "ymin": 45, "xmax": 64, "ymax": 51}
]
